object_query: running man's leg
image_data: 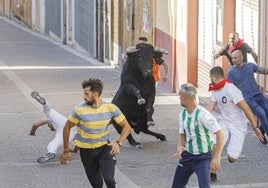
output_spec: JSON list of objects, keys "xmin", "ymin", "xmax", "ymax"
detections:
[
  {"xmin": 172, "ymin": 151, "xmax": 194, "ymax": 188},
  {"xmin": 99, "ymin": 145, "xmax": 117, "ymax": 188},
  {"xmin": 258, "ymin": 95, "xmax": 268, "ymax": 134},
  {"xmin": 226, "ymin": 123, "xmax": 247, "ymax": 162},
  {"xmin": 194, "ymin": 158, "xmax": 211, "ymax": 188},
  {"xmin": 80, "ymin": 147, "xmax": 104, "ymax": 188},
  {"xmin": 248, "ymin": 98, "xmax": 268, "ymax": 135},
  {"xmin": 171, "ymin": 164, "xmax": 193, "ymax": 188}
]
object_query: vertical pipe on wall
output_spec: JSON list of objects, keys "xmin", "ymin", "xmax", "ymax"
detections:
[{"xmin": 187, "ymin": 0, "xmax": 198, "ymax": 85}]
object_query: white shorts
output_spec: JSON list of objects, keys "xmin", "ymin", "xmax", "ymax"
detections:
[{"xmin": 219, "ymin": 120, "xmax": 247, "ymax": 159}]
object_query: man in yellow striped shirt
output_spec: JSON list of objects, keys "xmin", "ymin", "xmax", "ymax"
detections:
[{"xmin": 60, "ymin": 78, "xmax": 131, "ymax": 188}]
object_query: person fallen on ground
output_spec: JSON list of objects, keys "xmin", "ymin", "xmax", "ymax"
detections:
[{"xmin": 30, "ymin": 91, "xmax": 77, "ymax": 164}]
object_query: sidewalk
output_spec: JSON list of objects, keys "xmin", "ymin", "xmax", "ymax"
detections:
[{"xmin": 0, "ymin": 16, "xmax": 268, "ymax": 188}]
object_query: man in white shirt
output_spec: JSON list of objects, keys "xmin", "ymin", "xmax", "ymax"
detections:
[{"xmin": 207, "ymin": 66, "xmax": 265, "ymax": 182}]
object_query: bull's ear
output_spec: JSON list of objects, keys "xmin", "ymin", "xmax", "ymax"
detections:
[
  {"xmin": 126, "ymin": 46, "xmax": 140, "ymax": 53},
  {"xmin": 154, "ymin": 47, "xmax": 168, "ymax": 55}
]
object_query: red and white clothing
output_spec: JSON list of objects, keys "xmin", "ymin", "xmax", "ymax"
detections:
[{"xmin": 210, "ymin": 82, "xmax": 247, "ymax": 159}]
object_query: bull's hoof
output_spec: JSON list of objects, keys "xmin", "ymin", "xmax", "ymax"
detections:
[
  {"xmin": 135, "ymin": 143, "xmax": 143, "ymax": 149},
  {"xmin": 147, "ymin": 121, "xmax": 155, "ymax": 126},
  {"xmin": 129, "ymin": 140, "xmax": 137, "ymax": 147},
  {"xmin": 137, "ymin": 98, "xmax": 146, "ymax": 105},
  {"xmin": 128, "ymin": 139, "xmax": 143, "ymax": 148},
  {"xmin": 158, "ymin": 135, "xmax": 167, "ymax": 141}
]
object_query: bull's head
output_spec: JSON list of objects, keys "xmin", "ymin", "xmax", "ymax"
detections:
[
  {"xmin": 126, "ymin": 43, "xmax": 154, "ymax": 78},
  {"xmin": 126, "ymin": 44, "xmax": 168, "ymax": 78}
]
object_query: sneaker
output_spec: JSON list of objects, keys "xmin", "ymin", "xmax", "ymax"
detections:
[
  {"xmin": 210, "ymin": 172, "xmax": 217, "ymax": 182},
  {"xmin": 137, "ymin": 98, "xmax": 146, "ymax": 105},
  {"xmin": 37, "ymin": 153, "xmax": 56, "ymax": 164},
  {"xmin": 31, "ymin": 91, "xmax": 46, "ymax": 105}
]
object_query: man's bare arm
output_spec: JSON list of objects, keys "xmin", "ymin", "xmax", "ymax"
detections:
[
  {"xmin": 60, "ymin": 120, "xmax": 76, "ymax": 165},
  {"xmin": 62, "ymin": 120, "xmax": 76, "ymax": 152},
  {"xmin": 206, "ymin": 101, "xmax": 217, "ymax": 112},
  {"xmin": 115, "ymin": 118, "xmax": 131, "ymax": 143},
  {"xmin": 161, "ymin": 61, "xmax": 169, "ymax": 83},
  {"xmin": 29, "ymin": 118, "xmax": 49, "ymax": 136}
]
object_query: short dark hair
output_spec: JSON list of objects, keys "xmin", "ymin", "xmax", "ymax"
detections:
[
  {"xmin": 82, "ymin": 78, "xmax": 103, "ymax": 96},
  {"xmin": 210, "ymin": 66, "xmax": 224, "ymax": 79},
  {"xmin": 230, "ymin": 31, "xmax": 239, "ymax": 38},
  {"xmin": 138, "ymin": 36, "xmax": 148, "ymax": 41}
]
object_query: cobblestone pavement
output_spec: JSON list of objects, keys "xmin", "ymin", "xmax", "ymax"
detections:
[{"xmin": 0, "ymin": 17, "xmax": 268, "ymax": 188}]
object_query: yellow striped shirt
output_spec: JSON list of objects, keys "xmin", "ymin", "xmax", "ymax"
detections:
[{"xmin": 69, "ymin": 101, "xmax": 125, "ymax": 149}]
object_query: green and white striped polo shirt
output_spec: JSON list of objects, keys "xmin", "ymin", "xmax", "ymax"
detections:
[{"xmin": 178, "ymin": 106, "xmax": 221, "ymax": 155}]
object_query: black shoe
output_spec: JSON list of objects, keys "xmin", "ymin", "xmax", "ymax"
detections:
[
  {"xmin": 258, "ymin": 126, "xmax": 267, "ymax": 145},
  {"xmin": 210, "ymin": 172, "xmax": 217, "ymax": 182},
  {"xmin": 260, "ymin": 136, "xmax": 267, "ymax": 145},
  {"xmin": 31, "ymin": 91, "xmax": 46, "ymax": 105}
]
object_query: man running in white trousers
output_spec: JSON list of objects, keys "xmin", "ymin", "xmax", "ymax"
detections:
[{"xmin": 29, "ymin": 91, "xmax": 77, "ymax": 164}]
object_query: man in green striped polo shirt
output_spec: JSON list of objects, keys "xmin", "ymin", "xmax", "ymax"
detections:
[{"xmin": 172, "ymin": 83, "xmax": 224, "ymax": 188}]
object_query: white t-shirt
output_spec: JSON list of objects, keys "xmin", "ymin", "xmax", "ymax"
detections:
[{"xmin": 211, "ymin": 82, "xmax": 247, "ymax": 125}]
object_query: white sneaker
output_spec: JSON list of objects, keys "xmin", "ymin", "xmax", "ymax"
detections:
[{"xmin": 37, "ymin": 153, "xmax": 56, "ymax": 164}]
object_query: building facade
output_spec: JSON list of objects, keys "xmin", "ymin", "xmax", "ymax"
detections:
[{"xmin": 1, "ymin": 0, "xmax": 266, "ymax": 93}]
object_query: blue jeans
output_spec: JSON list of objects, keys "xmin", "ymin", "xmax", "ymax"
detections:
[
  {"xmin": 246, "ymin": 93, "xmax": 268, "ymax": 135},
  {"xmin": 171, "ymin": 151, "xmax": 212, "ymax": 188}
]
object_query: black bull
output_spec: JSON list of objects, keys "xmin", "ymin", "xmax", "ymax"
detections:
[{"xmin": 111, "ymin": 43, "xmax": 167, "ymax": 147}]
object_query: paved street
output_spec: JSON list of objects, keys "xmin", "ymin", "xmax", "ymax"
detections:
[{"xmin": 0, "ymin": 17, "xmax": 268, "ymax": 188}]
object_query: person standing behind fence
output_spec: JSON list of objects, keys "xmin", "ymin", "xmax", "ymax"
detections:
[{"xmin": 171, "ymin": 83, "xmax": 224, "ymax": 188}]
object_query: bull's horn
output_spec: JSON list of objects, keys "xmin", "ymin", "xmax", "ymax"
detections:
[
  {"xmin": 126, "ymin": 46, "xmax": 140, "ymax": 53},
  {"xmin": 154, "ymin": 47, "xmax": 168, "ymax": 54}
]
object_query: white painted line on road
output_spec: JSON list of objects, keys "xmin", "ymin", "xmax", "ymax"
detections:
[
  {"xmin": 0, "ymin": 65, "xmax": 114, "ymax": 70},
  {"xmin": 191, "ymin": 182, "xmax": 268, "ymax": 188},
  {"xmin": 0, "ymin": 59, "xmax": 43, "ymax": 114}
]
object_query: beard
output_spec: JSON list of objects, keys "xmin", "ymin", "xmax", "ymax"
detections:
[
  {"xmin": 180, "ymin": 102, "xmax": 186, "ymax": 108},
  {"xmin": 86, "ymin": 99, "xmax": 95, "ymax": 106}
]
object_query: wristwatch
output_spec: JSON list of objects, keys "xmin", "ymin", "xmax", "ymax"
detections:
[{"xmin": 116, "ymin": 141, "xmax": 122, "ymax": 147}]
